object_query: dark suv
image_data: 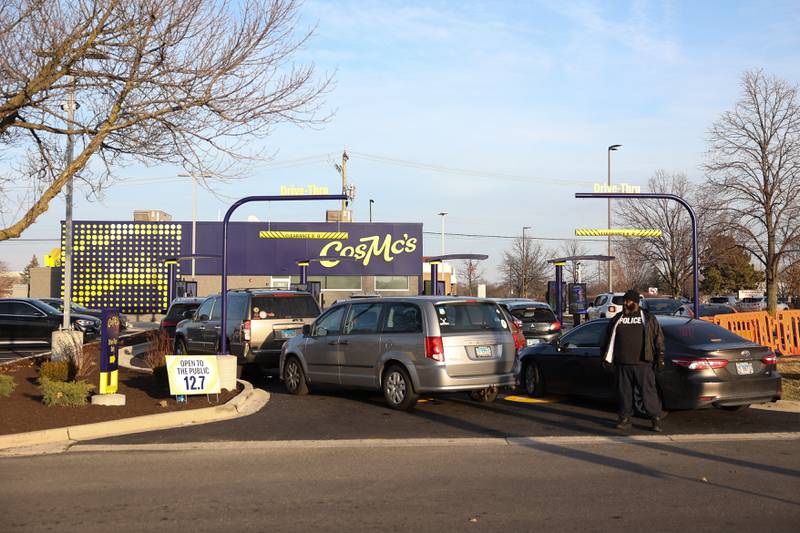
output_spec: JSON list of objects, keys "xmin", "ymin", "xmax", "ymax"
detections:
[
  {"xmin": 499, "ymin": 301, "xmax": 561, "ymax": 346},
  {"xmin": 173, "ymin": 289, "xmax": 321, "ymax": 369}
]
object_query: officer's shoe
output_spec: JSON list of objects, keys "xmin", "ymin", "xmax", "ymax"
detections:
[
  {"xmin": 615, "ymin": 417, "xmax": 632, "ymax": 430},
  {"xmin": 651, "ymin": 417, "xmax": 664, "ymax": 433}
]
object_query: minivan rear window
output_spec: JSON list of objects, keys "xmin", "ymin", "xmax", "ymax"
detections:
[
  {"xmin": 510, "ymin": 307, "xmax": 556, "ymax": 323},
  {"xmin": 165, "ymin": 303, "xmax": 201, "ymax": 320},
  {"xmin": 434, "ymin": 302, "xmax": 509, "ymax": 333},
  {"xmin": 251, "ymin": 294, "xmax": 320, "ymax": 319}
]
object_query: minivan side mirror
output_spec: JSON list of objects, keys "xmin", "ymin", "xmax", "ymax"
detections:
[{"xmin": 302, "ymin": 324, "xmax": 311, "ymax": 336}]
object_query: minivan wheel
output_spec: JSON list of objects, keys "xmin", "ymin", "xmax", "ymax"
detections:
[
  {"xmin": 283, "ymin": 357, "xmax": 309, "ymax": 395},
  {"xmin": 522, "ymin": 362, "xmax": 544, "ymax": 397},
  {"xmin": 174, "ymin": 338, "xmax": 188, "ymax": 355},
  {"xmin": 382, "ymin": 364, "xmax": 418, "ymax": 410},
  {"xmin": 469, "ymin": 386, "xmax": 499, "ymax": 403}
]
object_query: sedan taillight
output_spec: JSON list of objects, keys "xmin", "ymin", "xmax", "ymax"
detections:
[
  {"xmin": 672, "ymin": 358, "xmax": 729, "ymax": 370},
  {"xmin": 761, "ymin": 353, "xmax": 778, "ymax": 365}
]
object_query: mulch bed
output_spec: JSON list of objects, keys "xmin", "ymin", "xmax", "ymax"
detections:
[
  {"xmin": 778, "ymin": 359, "xmax": 800, "ymax": 401},
  {"xmin": 0, "ymin": 343, "xmax": 239, "ymax": 436}
]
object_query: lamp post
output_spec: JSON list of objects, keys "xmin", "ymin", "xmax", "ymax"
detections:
[
  {"xmin": 438, "ymin": 212, "xmax": 447, "ymax": 255},
  {"xmin": 607, "ymin": 144, "xmax": 621, "ymax": 292},
  {"xmin": 178, "ymin": 172, "xmax": 212, "ymax": 277},
  {"xmin": 61, "ymin": 76, "xmax": 77, "ymax": 330},
  {"xmin": 522, "ymin": 226, "xmax": 531, "ymax": 298},
  {"xmin": 369, "ymin": 199, "xmax": 374, "ymax": 223}
]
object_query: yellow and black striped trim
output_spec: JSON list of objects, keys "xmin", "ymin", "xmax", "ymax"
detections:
[
  {"xmin": 258, "ymin": 231, "xmax": 349, "ymax": 240},
  {"xmin": 575, "ymin": 228, "xmax": 662, "ymax": 237}
]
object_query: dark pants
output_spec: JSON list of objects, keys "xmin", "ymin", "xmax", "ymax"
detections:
[{"xmin": 615, "ymin": 363, "xmax": 663, "ymax": 419}]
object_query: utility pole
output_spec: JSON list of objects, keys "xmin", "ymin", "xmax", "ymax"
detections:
[
  {"xmin": 62, "ymin": 76, "xmax": 77, "ymax": 330},
  {"xmin": 438, "ymin": 212, "xmax": 447, "ymax": 255},
  {"xmin": 607, "ymin": 144, "xmax": 621, "ymax": 292},
  {"xmin": 522, "ymin": 226, "xmax": 531, "ymax": 298},
  {"xmin": 178, "ymin": 172, "xmax": 212, "ymax": 277},
  {"xmin": 340, "ymin": 150, "xmax": 348, "ymax": 212}
]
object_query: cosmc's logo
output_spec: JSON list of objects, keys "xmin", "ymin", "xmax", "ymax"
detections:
[{"xmin": 320, "ymin": 234, "xmax": 418, "ymax": 268}]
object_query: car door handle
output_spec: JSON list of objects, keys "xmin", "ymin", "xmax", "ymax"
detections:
[
  {"xmin": 214, "ymin": 325, "xmax": 221, "ymax": 329},
  {"xmin": 339, "ymin": 340, "xmax": 349, "ymax": 345},
  {"xmin": 199, "ymin": 326, "xmax": 206, "ymax": 330}
]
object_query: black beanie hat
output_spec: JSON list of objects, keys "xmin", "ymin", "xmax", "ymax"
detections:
[{"xmin": 623, "ymin": 289, "xmax": 641, "ymax": 301}]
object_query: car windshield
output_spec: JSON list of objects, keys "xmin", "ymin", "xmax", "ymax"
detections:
[
  {"xmin": 510, "ymin": 307, "xmax": 556, "ymax": 323},
  {"xmin": 435, "ymin": 302, "xmax": 509, "ymax": 333},
  {"xmin": 251, "ymin": 294, "xmax": 319, "ymax": 319},
  {"xmin": 699, "ymin": 305, "xmax": 734, "ymax": 317},
  {"xmin": 663, "ymin": 320, "xmax": 745, "ymax": 345},
  {"xmin": 166, "ymin": 303, "xmax": 201, "ymax": 320},
  {"xmin": 611, "ymin": 296, "xmax": 625, "ymax": 305},
  {"xmin": 644, "ymin": 299, "xmax": 680, "ymax": 314}
]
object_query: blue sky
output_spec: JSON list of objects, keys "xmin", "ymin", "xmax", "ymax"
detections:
[{"xmin": 3, "ymin": 0, "xmax": 800, "ymax": 280}]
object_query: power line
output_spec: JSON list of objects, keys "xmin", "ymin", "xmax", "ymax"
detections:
[{"xmin": 422, "ymin": 231, "xmax": 604, "ymax": 243}]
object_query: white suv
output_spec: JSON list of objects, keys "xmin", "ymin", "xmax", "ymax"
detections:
[{"xmin": 586, "ymin": 292, "xmax": 626, "ymax": 320}]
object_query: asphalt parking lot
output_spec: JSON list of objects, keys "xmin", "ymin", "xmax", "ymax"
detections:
[
  {"xmin": 94, "ymin": 373, "xmax": 800, "ymax": 445},
  {"xmin": 0, "ymin": 346, "xmax": 46, "ymax": 364}
]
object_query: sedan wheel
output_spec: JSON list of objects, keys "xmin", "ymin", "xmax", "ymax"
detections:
[
  {"xmin": 523, "ymin": 362, "xmax": 544, "ymax": 397},
  {"xmin": 283, "ymin": 357, "xmax": 309, "ymax": 395},
  {"xmin": 382, "ymin": 364, "xmax": 418, "ymax": 410},
  {"xmin": 174, "ymin": 338, "xmax": 187, "ymax": 355}
]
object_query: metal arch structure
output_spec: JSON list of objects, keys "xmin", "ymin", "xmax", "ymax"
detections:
[
  {"xmin": 219, "ymin": 194, "xmax": 347, "ymax": 355},
  {"xmin": 424, "ymin": 254, "xmax": 490, "ymax": 296},
  {"xmin": 576, "ymin": 192, "xmax": 699, "ymax": 319},
  {"xmin": 294, "ymin": 255, "xmax": 360, "ymax": 285},
  {"xmin": 547, "ymin": 255, "xmax": 615, "ymax": 325},
  {"xmin": 161, "ymin": 254, "xmax": 221, "ymax": 306}
]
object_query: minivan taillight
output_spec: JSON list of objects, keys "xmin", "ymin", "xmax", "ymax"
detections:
[
  {"xmin": 242, "ymin": 320, "xmax": 251, "ymax": 342},
  {"xmin": 160, "ymin": 319, "xmax": 177, "ymax": 329},
  {"xmin": 672, "ymin": 358, "xmax": 728, "ymax": 370},
  {"xmin": 761, "ymin": 353, "xmax": 778, "ymax": 365},
  {"xmin": 425, "ymin": 336, "xmax": 444, "ymax": 362}
]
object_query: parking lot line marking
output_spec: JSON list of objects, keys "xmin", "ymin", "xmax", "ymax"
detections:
[{"xmin": 503, "ymin": 395, "xmax": 560, "ymax": 404}]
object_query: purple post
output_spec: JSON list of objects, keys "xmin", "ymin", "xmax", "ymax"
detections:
[
  {"xmin": 166, "ymin": 262, "xmax": 177, "ymax": 310},
  {"xmin": 555, "ymin": 263, "xmax": 564, "ymax": 325},
  {"xmin": 575, "ymin": 192, "xmax": 700, "ymax": 319},
  {"xmin": 430, "ymin": 262, "xmax": 440, "ymax": 296},
  {"xmin": 220, "ymin": 194, "xmax": 347, "ymax": 354}
]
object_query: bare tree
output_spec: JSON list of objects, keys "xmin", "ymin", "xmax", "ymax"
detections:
[
  {"xmin": 705, "ymin": 70, "xmax": 800, "ymax": 314},
  {"xmin": 501, "ymin": 237, "xmax": 549, "ymax": 299},
  {"xmin": 615, "ymin": 171, "xmax": 712, "ymax": 297},
  {"xmin": 558, "ymin": 239, "xmax": 587, "ymax": 283},
  {"xmin": 457, "ymin": 258, "xmax": 484, "ymax": 297},
  {"xmin": 611, "ymin": 238, "xmax": 659, "ymax": 292},
  {"xmin": 0, "ymin": 0, "xmax": 330, "ymax": 240},
  {"xmin": 0, "ymin": 260, "xmax": 14, "ymax": 296}
]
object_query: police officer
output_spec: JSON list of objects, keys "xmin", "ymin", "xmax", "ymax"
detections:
[{"xmin": 601, "ymin": 289, "xmax": 666, "ymax": 432}]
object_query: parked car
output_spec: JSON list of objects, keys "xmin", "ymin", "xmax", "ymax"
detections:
[
  {"xmin": 280, "ymin": 296, "xmax": 518, "ymax": 410},
  {"xmin": 738, "ymin": 296, "xmax": 788, "ymax": 312},
  {"xmin": 39, "ymin": 298, "xmax": 129, "ymax": 329},
  {"xmin": 498, "ymin": 301, "xmax": 560, "ymax": 347},
  {"xmin": 641, "ymin": 298, "xmax": 694, "ymax": 318},
  {"xmin": 0, "ymin": 298, "xmax": 101, "ymax": 344},
  {"xmin": 517, "ymin": 316, "xmax": 781, "ymax": 412},
  {"xmin": 160, "ymin": 297, "xmax": 205, "ymax": 338},
  {"xmin": 586, "ymin": 292, "xmax": 627, "ymax": 320},
  {"xmin": 174, "ymin": 289, "xmax": 321, "ymax": 369},
  {"xmin": 698, "ymin": 303, "xmax": 737, "ymax": 318},
  {"xmin": 708, "ymin": 295, "xmax": 738, "ymax": 307}
]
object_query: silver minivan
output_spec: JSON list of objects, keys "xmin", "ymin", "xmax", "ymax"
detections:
[{"xmin": 279, "ymin": 296, "xmax": 517, "ymax": 410}]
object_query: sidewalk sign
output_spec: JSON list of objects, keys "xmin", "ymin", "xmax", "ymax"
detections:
[
  {"xmin": 165, "ymin": 355, "xmax": 221, "ymax": 396},
  {"xmin": 99, "ymin": 309, "xmax": 121, "ymax": 394}
]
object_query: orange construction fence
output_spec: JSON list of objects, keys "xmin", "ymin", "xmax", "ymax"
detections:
[{"xmin": 704, "ymin": 310, "xmax": 800, "ymax": 356}]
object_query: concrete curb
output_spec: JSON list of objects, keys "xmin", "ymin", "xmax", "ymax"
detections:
[
  {"xmin": 118, "ymin": 342, "xmax": 153, "ymax": 373},
  {"xmin": 751, "ymin": 400, "xmax": 800, "ymax": 413},
  {"xmin": 0, "ymin": 378, "xmax": 269, "ymax": 456},
  {"xmin": 64, "ymin": 431, "xmax": 800, "ymax": 454}
]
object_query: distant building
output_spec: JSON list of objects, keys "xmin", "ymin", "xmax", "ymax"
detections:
[{"xmin": 133, "ymin": 210, "xmax": 172, "ymax": 222}]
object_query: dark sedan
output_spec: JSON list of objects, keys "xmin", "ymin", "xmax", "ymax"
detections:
[
  {"xmin": 517, "ymin": 316, "xmax": 781, "ymax": 412},
  {"xmin": 0, "ymin": 298, "xmax": 101, "ymax": 345},
  {"xmin": 39, "ymin": 298, "xmax": 129, "ymax": 329},
  {"xmin": 500, "ymin": 301, "xmax": 561, "ymax": 346}
]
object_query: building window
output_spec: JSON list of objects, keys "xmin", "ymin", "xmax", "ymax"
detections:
[
  {"xmin": 375, "ymin": 276, "xmax": 409, "ymax": 291},
  {"xmin": 324, "ymin": 276, "xmax": 362, "ymax": 291}
]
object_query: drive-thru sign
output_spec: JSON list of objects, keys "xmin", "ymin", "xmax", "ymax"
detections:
[{"xmin": 165, "ymin": 355, "xmax": 221, "ymax": 395}]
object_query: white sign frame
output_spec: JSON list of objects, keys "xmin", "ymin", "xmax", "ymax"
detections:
[{"xmin": 165, "ymin": 355, "xmax": 221, "ymax": 395}]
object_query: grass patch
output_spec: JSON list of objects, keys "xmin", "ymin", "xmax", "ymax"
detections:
[
  {"xmin": 40, "ymin": 378, "xmax": 95, "ymax": 407},
  {"xmin": 0, "ymin": 374, "xmax": 15, "ymax": 397},
  {"xmin": 778, "ymin": 359, "xmax": 800, "ymax": 401}
]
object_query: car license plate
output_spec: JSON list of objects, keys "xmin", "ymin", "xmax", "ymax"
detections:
[
  {"xmin": 736, "ymin": 362, "xmax": 754, "ymax": 375},
  {"xmin": 474, "ymin": 346, "xmax": 492, "ymax": 358},
  {"xmin": 526, "ymin": 338, "xmax": 540, "ymax": 346}
]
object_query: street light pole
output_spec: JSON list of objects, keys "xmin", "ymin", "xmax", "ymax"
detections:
[
  {"xmin": 438, "ymin": 212, "xmax": 447, "ymax": 255},
  {"xmin": 178, "ymin": 172, "xmax": 211, "ymax": 278},
  {"xmin": 522, "ymin": 226, "xmax": 531, "ymax": 298},
  {"xmin": 62, "ymin": 76, "xmax": 77, "ymax": 330},
  {"xmin": 607, "ymin": 144, "xmax": 621, "ymax": 292}
]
